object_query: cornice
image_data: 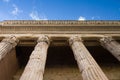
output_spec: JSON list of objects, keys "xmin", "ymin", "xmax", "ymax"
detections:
[{"xmin": 0, "ymin": 20, "xmax": 120, "ymax": 26}]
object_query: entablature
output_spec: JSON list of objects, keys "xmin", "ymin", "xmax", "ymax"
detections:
[{"xmin": 0, "ymin": 20, "xmax": 120, "ymax": 46}]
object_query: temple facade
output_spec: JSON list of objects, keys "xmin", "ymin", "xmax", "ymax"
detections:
[{"xmin": 0, "ymin": 20, "xmax": 120, "ymax": 80}]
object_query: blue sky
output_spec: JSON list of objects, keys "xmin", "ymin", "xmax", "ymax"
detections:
[{"xmin": 0, "ymin": 0, "xmax": 120, "ymax": 21}]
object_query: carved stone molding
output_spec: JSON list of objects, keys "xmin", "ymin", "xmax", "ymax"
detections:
[
  {"xmin": 0, "ymin": 21, "xmax": 120, "ymax": 34},
  {"xmin": 1, "ymin": 20, "xmax": 120, "ymax": 26}
]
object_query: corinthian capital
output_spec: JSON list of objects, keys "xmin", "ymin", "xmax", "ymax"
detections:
[
  {"xmin": 100, "ymin": 36, "xmax": 114, "ymax": 44},
  {"xmin": 2, "ymin": 36, "xmax": 19, "ymax": 47},
  {"xmin": 69, "ymin": 36, "xmax": 83, "ymax": 45},
  {"xmin": 37, "ymin": 35, "xmax": 50, "ymax": 45}
]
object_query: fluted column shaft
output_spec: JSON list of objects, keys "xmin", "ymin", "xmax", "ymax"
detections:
[
  {"xmin": 20, "ymin": 35, "xmax": 50, "ymax": 80},
  {"xmin": 100, "ymin": 37, "xmax": 120, "ymax": 61},
  {"xmin": 69, "ymin": 36, "xmax": 108, "ymax": 80},
  {"xmin": 0, "ymin": 36, "xmax": 19, "ymax": 61}
]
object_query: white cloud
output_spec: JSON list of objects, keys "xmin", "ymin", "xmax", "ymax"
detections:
[
  {"xmin": 2, "ymin": 0, "xmax": 10, "ymax": 2},
  {"xmin": 11, "ymin": 4, "xmax": 23, "ymax": 16},
  {"xmin": 78, "ymin": 16, "xmax": 86, "ymax": 21},
  {"xmin": 29, "ymin": 11, "xmax": 47, "ymax": 20}
]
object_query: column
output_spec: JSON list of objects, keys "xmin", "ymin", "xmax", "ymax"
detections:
[
  {"xmin": 100, "ymin": 36, "xmax": 120, "ymax": 61},
  {"xmin": 0, "ymin": 36, "xmax": 19, "ymax": 61},
  {"xmin": 20, "ymin": 35, "xmax": 50, "ymax": 80},
  {"xmin": 69, "ymin": 36, "xmax": 108, "ymax": 80}
]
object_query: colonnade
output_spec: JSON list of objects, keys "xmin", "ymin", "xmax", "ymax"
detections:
[{"xmin": 0, "ymin": 35, "xmax": 120, "ymax": 80}]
